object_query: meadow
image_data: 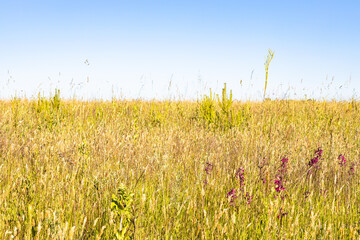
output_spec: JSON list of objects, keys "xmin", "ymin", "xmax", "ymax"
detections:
[{"xmin": 1, "ymin": 87, "xmax": 360, "ymax": 239}]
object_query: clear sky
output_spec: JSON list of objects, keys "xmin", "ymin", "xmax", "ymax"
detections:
[{"xmin": 1, "ymin": 0, "xmax": 359, "ymax": 100}]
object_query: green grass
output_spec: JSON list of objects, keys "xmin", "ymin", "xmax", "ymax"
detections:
[{"xmin": 0, "ymin": 92, "xmax": 359, "ymax": 239}]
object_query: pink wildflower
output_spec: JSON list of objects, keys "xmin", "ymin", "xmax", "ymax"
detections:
[
  {"xmin": 236, "ymin": 168, "xmax": 245, "ymax": 191},
  {"xmin": 227, "ymin": 189, "xmax": 237, "ymax": 205},
  {"xmin": 308, "ymin": 148, "xmax": 322, "ymax": 167},
  {"xmin": 274, "ymin": 157, "xmax": 288, "ymax": 194},
  {"xmin": 338, "ymin": 154, "xmax": 346, "ymax": 167},
  {"xmin": 205, "ymin": 162, "xmax": 213, "ymax": 174},
  {"xmin": 349, "ymin": 163, "xmax": 355, "ymax": 175}
]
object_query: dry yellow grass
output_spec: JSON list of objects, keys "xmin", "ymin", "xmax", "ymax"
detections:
[{"xmin": 0, "ymin": 92, "xmax": 359, "ymax": 239}]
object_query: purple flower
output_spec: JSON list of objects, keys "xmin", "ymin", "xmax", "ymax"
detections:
[
  {"xmin": 338, "ymin": 154, "xmax": 346, "ymax": 167},
  {"xmin": 227, "ymin": 189, "xmax": 236, "ymax": 197},
  {"xmin": 278, "ymin": 157, "xmax": 288, "ymax": 174},
  {"xmin": 245, "ymin": 192, "xmax": 253, "ymax": 205},
  {"xmin": 349, "ymin": 163, "xmax": 355, "ymax": 175},
  {"xmin": 277, "ymin": 207, "xmax": 288, "ymax": 219},
  {"xmin": 308, "ymin": 148, "xmax": 323, "ymax": 167},
  {"xmin": 205, "ymin": 162, "xmax": 213, "ymax": 174},
  {"xmin": 308, "ymin": 156, "xmax": 319, "ymax": 167},
  {"xmin": 274, "ymin": 179, "xmax": 281, "ymax": 186},
  {"xmin": 227, "ymin": 189, "xmax": 238, "ymax": 205},
  {"xmin": 315, "ymin": 147, "xmax": 323, "ymax": 157},
  {"xmin": 274, "ymin": 176, "xmax": 286, "ymax": 192},
  {"xmin": 275, "ymin": 157, "xmax": 288, "ymax": 194},
  {"xmin": 275, "ymin": 186, "xmax": 285, "ymax": 192},
  {"xmin": 203, "ymin": 162, "xmax": 213, "ymax": 185},
  {"xmin": 236, "ymin": 168, "xmax": 245, "ymax": 190}
]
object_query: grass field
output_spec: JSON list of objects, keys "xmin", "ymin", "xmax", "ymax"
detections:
[{"xmin": 1, "ymin": 88, "xmax": 359, "ymax": 239}]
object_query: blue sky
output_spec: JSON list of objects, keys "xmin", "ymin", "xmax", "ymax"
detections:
[{"xmin": 1, "ymin": 0, "xmax": 359, "ymax": 100}]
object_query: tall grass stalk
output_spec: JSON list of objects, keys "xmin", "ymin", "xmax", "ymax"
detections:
[{"xmin": 264, "ymin": 49, "xmax": 274, "ymax": 99}]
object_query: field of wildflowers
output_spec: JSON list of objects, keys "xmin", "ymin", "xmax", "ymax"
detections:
[{"xmin": 0, "ymin": 88, "xmax": 359, "ymax": 239}]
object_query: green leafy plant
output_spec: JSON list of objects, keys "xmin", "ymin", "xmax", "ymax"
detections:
[
  {"xmin": 217, "ymin": 83, "xmax": 235, "ymax": 130},
  {"xmin": 110, "ymin": 185, "xmax": 134, "ymax": 239},
  {"xmin": 198, "ymin": 83, "xmax": 235, "ymax": 131},
  {"xmin": 197, "ymin": 83, "xmax": 235, "ymax": 131},
  {"xmin": 148, "ymin": 104, "xmax": 164, "ymax": 127},
  {"xmin": 34, "ymin": 89, "xmax": 62, "ymax": 130},
  {"xmin": 198, "ymin": 88, "xmax": 217, "ymax": 127}
]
